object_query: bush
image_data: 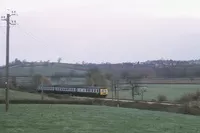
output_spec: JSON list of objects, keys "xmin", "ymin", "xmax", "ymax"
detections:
[
  {"xmin": 178, "ymin": 90, "xmax": 200, "ymax": 103},
  {"xmin": 151, "ymin": 99, "xmax": 157, "ymax": 102},
  {"xmin": 157, "ymin": 95, "xmax": 167, "ymax": 102},
  {"xmin": 179, "ymin": 102, "xmax": 200, "ymax": 115}
]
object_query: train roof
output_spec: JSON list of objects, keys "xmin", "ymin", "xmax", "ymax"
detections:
[{"xmin": 38, "ymin": 84, "xmax": 107, "ymax": 89}]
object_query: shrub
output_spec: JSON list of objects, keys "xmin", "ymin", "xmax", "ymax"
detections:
[
  {"xmin": 157, "ymin": 95, "xmax": 167, "ymax": 102},
  {"xmin": 177, "ymin": 90, "xmax": 200, "ymax": 103},
  {"xmin": 179, "ymin": 102, "xmax": 200, "ymax": 115},
  {"xmin": 151, "ymin": 99, "xmax": 157, "ymax": 102}
]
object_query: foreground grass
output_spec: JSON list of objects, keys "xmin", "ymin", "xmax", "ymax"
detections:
[
  {"xmin": 0, "ymin": 88, "xmax": 54, "ymax": 100},
  {"xmin": 0, "ymin": 105, "xmax": 200, "ymax": 133},
  {"xmin": 108, "ymin": 84, "xmax": 200, "ymax": 101}
]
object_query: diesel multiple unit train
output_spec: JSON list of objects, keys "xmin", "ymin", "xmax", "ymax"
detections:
[{"xmin": 37, "ymin": 85, "xmax": 108, "ymax": 98}]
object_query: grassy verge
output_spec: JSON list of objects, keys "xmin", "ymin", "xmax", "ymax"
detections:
[{"xmin": 0, "ymin": 98, "xmax": 199, "ymax": 116}]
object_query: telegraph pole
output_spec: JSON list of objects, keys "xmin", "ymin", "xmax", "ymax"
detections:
[
  {"xmin": 111, "ymin": 80, "xmax": 114, "ymax": 101},
  {"xmin": 1, "ymin": 10, "xmax": 17, "ymax": 112},
  {"xmin": 41, "ymin": 78, "xmax": 44, "ymax": 100}
]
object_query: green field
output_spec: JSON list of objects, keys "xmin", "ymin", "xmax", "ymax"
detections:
[
  {"xmin": 0, "ymin": 104, "xmax": 200, "ymax": 133},
  {"xmin": 0, "ymin": 88, "xmax": 54, "ymax": 100},
  {"xmin": 107, "ymin": 84, "xmax": 200, "ymax": 101}
]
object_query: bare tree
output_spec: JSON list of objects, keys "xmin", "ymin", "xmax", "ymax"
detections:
[{"xmin": 85, "ymin": 67, "xmax": 107, "ymax": 87}]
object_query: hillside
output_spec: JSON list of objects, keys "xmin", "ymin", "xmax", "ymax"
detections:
[
  {"xmin": 0, "ymin": 104, "xmax": 200, "ymax": 133},
  {"xmin": 1, "ymin": 59, "xmax": 200, "ymax": 79},
  {"xmin": 2, "ymin": 60, "xmax": 200, "ymax": 88},
  {"xmin": 0, "ymin": 63, "xmax": 87, "ymax": 77}
]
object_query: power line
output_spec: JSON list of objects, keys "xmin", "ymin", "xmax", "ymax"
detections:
[
  {"xmin": 0, "ymin": 26, "xmax": 6, "ymax": 34},
  {"xmin": 16, "ymin": 25, "xmax": 49, "ymax": 46}
]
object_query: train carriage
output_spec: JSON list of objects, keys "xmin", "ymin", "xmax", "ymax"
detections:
[{"xmin": 37, "ymin": 85, "xmax": 108, "ymax": 98}]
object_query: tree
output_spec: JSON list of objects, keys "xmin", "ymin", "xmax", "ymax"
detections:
[
  {"xmin": 57, "ymin": 57, "xmax": 62, "ymax": 63},
  {"xmin": 29, "ymin": 62, "xmax": 34, "ymax": 76},
  {"xmin": 32, "ymin": 74, "xmax": 52, "ymax": 88},
  {"xmin": 105, "ymin": 73, "xmax": 113, "ymax": 80},
  {"xmin": 0, "ymin": 72, "xmax": 2, "ymax": 87},
  {"xmin": 32, "ymin": 74, "xmax": 42, "ymax": 87},
  {"xmin": 120, "ymin": 71, "xmax": 129, "ymax": 79},
  {"xmin": 85, "ymin": 68, "xmax": 107, "ymax": 87},
  {"xmin": 14, "ymin": 58, "xmax": 21, "ymax": 65}
]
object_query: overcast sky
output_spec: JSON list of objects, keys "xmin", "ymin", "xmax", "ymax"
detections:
[{"xmin": 0, "ymin": 0, "xmax": 200, "ymax": 65}]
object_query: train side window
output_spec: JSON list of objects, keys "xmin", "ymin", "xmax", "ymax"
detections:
[{"xmin": 77, "ymin": 88, "xmax": 81, "ymax": 92}]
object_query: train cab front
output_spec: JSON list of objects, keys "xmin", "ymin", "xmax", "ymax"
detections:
[{"xmin": 100, "ymin": 88, "xmax": 108, "ymax": 98}]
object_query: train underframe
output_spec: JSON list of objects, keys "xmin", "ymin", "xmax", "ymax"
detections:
[{"xmin": 37, "ymin": 90, "xmax": 107, "ymax": 98}]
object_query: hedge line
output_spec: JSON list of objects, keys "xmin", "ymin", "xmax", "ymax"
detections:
[{"xmin": 0, "ymin": 99, "xmax": 199, "ymax": 116}]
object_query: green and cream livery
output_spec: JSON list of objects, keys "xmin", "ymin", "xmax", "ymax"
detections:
[{"xmin": 37, "ymin": 85, "xmax": 108, "ymax": 98}]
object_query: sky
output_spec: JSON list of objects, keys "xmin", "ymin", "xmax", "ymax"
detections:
[{"xmin": 0, "ymin": 0, "xmax": 200, "ymax": 65}]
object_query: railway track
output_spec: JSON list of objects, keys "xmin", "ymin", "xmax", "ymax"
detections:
[{"xmin": 71, "ymin": 96, "xmax": 182, "ymax": 106}]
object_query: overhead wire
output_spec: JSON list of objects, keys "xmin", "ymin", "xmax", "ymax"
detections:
[
  {"xmin": 0, "ymin": 26, "xmax": 6, "ymax": 34},
  {"xmin": 15, "ymin": 24, "xmax": 49, "ymax": 46},
  {"xmin": 14, "ymin": 24, "xmax": 61, "ymax": 62}
]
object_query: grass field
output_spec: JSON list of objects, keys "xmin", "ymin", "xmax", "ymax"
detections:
[
  {"xmin": 0, "ymin": 88, "xmax": 54, "ymax": 100},
  {"xmin": 0, "ymin": 104, "xmax": 200, "ymax": 133},
  {"xmin": 107, "ymin": 84, "xmax": 200, "ymax": 101}
]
